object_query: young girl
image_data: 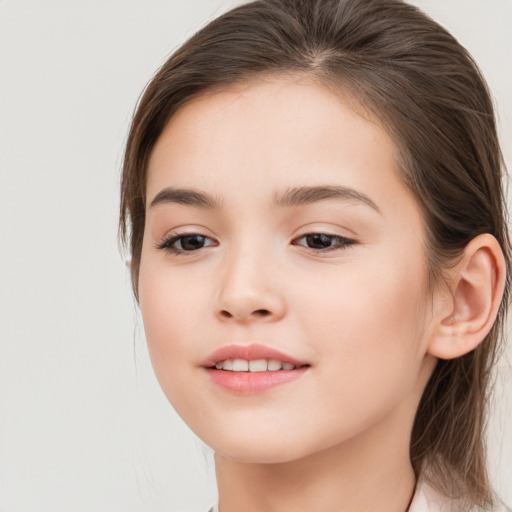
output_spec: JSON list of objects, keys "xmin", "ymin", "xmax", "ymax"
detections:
[{"xmin": 120, "ymin": 0, "xmax": 511, "ymax": 510}]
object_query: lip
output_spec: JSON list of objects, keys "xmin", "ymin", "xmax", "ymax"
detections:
[
  {"xmin": 201, "ymin": 343, "xmax": 309, "ymax": 368},
  {"xmin": 205, "ymin": 366, "xmax": 309, "ymax": 395},
  {"xmin": 201, "ymin": 344, "xmax": 310, "ymax": 395}
]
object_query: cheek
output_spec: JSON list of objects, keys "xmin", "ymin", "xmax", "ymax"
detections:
[
  {"xmin": 138, "ymin": 261, "xmax": 206, "ymax": 387},
  {"xmin": 296, "ymin": 254, "xmax": 429, "ymax": 392}
]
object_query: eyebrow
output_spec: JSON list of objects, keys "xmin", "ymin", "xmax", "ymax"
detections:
[
  {"xmin": 149, "ymin": 184, "xmax": 380, "ymax": 213},
  {"xmin": 274, "ymin": 185, "xmax": 381, "ymax": 213},
  {"xmin": 150, "ymin": 187, "xmax": 220, "ymax": 209}
]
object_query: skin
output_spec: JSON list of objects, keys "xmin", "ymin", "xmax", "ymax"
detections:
[{"xmin": 138, "ymin": 77, "xmax": 451, "ymax": 512}]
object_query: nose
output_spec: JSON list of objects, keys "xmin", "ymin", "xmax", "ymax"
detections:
[{"xmin": 214, "ymin": 247, "xmax": 286, "ymax": 324}]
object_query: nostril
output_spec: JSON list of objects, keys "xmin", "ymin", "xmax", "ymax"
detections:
[
  {"xmin": 254, "ymin": 309, "xmax": 271, "ymax": 316},
  {"xmin": 218, "ymin": 308, "xmax": 271, "ymax": 320}
]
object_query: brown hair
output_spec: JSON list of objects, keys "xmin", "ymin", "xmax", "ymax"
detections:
[{"xmin": 119, "ymin": 0, "xmax": 510, "ymax": 507}]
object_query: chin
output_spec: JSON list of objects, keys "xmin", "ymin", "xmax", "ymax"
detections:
[
  {"xmin": 215, "ymin": 444, "xmax": 306, "ymax": 464},
  {"xmin": 194, "ymin": 423, "xmax": 317, "ymax": 465}
]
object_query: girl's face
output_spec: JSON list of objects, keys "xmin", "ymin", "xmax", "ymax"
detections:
[{"xmin": 139, "ymin": 77, "xmax": 439, "ymax": 463}]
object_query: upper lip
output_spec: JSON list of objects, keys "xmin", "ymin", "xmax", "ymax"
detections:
[{"xmin": 201, "ymin": 344, "xmax": 309, "ymax": 368}]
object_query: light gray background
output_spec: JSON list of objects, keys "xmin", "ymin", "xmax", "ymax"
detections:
[{"xmin": 0, "ymin": 1, "xmax": 510, "ymax": 511}]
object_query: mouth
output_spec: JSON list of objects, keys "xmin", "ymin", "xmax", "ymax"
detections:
[
  {"xmin": 202, "ymin": 344, "xmax": 310, "ymax": 395},
  {"xmin": 210, "ymin": 358, "xmax": 305, "ymax": 371}
]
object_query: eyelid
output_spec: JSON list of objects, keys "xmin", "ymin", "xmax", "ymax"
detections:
[
  {"xmin": 155, "ymin": 225, "xmax": 217, "ymax": 246},
  {"xmin": 156, "ymin": 229, "xmax": 218, "ymax": 255},
  {"xmin": 291, "ymin": 231, "xmax": 357, "ymax": 252}
]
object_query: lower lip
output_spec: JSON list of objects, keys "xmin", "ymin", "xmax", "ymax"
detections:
[{"xmin": 205, "ymin": 367, "xmax": 309, "ymax": 395}]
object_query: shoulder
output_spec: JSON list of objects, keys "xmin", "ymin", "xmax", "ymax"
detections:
[{"xmin": 409, "ymin": 479, "xmax": 511, "ymax": 512}]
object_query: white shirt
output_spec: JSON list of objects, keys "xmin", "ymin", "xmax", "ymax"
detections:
[{"xmin": 207, "ymin": 480, "xmax": 511, "ymax": 511}]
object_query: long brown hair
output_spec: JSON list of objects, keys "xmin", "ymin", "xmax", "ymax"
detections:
[{"xmin": 119, "ymin": 0, "xmax": 510, "ymax": 507}]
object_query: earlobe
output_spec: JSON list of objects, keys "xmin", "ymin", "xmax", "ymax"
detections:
[{"xmin": 428, "ymin": 234, "xmax": 506, "ymax": 360}]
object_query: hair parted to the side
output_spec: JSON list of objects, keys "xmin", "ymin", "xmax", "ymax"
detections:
[{"xmin": 119, "ymin": 0, "xmax": 511, "ymax": 508}]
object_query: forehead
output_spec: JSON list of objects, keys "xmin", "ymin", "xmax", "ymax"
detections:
[{"xmin": 146, "ymin": 77, "xmax": 408, "ymax": 215}]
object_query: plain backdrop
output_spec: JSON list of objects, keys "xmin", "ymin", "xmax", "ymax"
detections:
[{"xmin": 0, "ymin": 1, "xmax": 511, "ymax": 511}]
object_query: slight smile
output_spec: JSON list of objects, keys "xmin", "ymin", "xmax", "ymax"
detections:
[{"xmin": 202, "ymin": 344, "xmax": 311, "ymax": 395}]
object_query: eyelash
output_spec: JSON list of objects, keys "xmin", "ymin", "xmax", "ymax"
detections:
[
  {"xmin": 292, "ymin": 233, "xmax": 356, "ymax": 252},
  {"xmin": 156, "ymin": 233, "xmax": 217, "ymax": 255},
  {"xmin": 156, "ymin": 232, "xmax": 356, "ymax": 255}
]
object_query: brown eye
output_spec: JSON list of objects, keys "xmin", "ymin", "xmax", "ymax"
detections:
[
  {"xmin": 179, "ymin": 234, "xmax": 208, "ymax": 251},
  {"xmin": 304, "ymin": 234, "xmax": 335, "ymax": 249},
  {"xmin": 157, "ymin": 233, "xmax": 217, "ymax": 254},
  {"xmin": 293, "ymin": 233, "xmax": 356, "ymax": 251}
]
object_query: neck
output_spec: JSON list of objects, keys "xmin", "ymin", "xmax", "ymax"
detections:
[{"xmin": 214, "ymin": 418, "xmax": 416, "ymax": 512}]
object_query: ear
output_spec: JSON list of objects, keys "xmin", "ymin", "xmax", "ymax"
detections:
[{"xmin": 428, "ymin": 234, "xmax": 506, "ymax": 360}]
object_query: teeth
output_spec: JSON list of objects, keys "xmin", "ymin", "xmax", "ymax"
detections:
[
  {"xmin": 267, "ymin": 359, "xmax": 282, "ymax": 371},
  {"xmin": 248, "ymin": 359, "xmax": 267, "ymax": 372},
  {"xmin": 232, "ymin": 359, "xmax": 249, "ymax": 371},
  {"xmin": 214, "ymin": 359, "xmax": 297, "ymax": 372}
]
